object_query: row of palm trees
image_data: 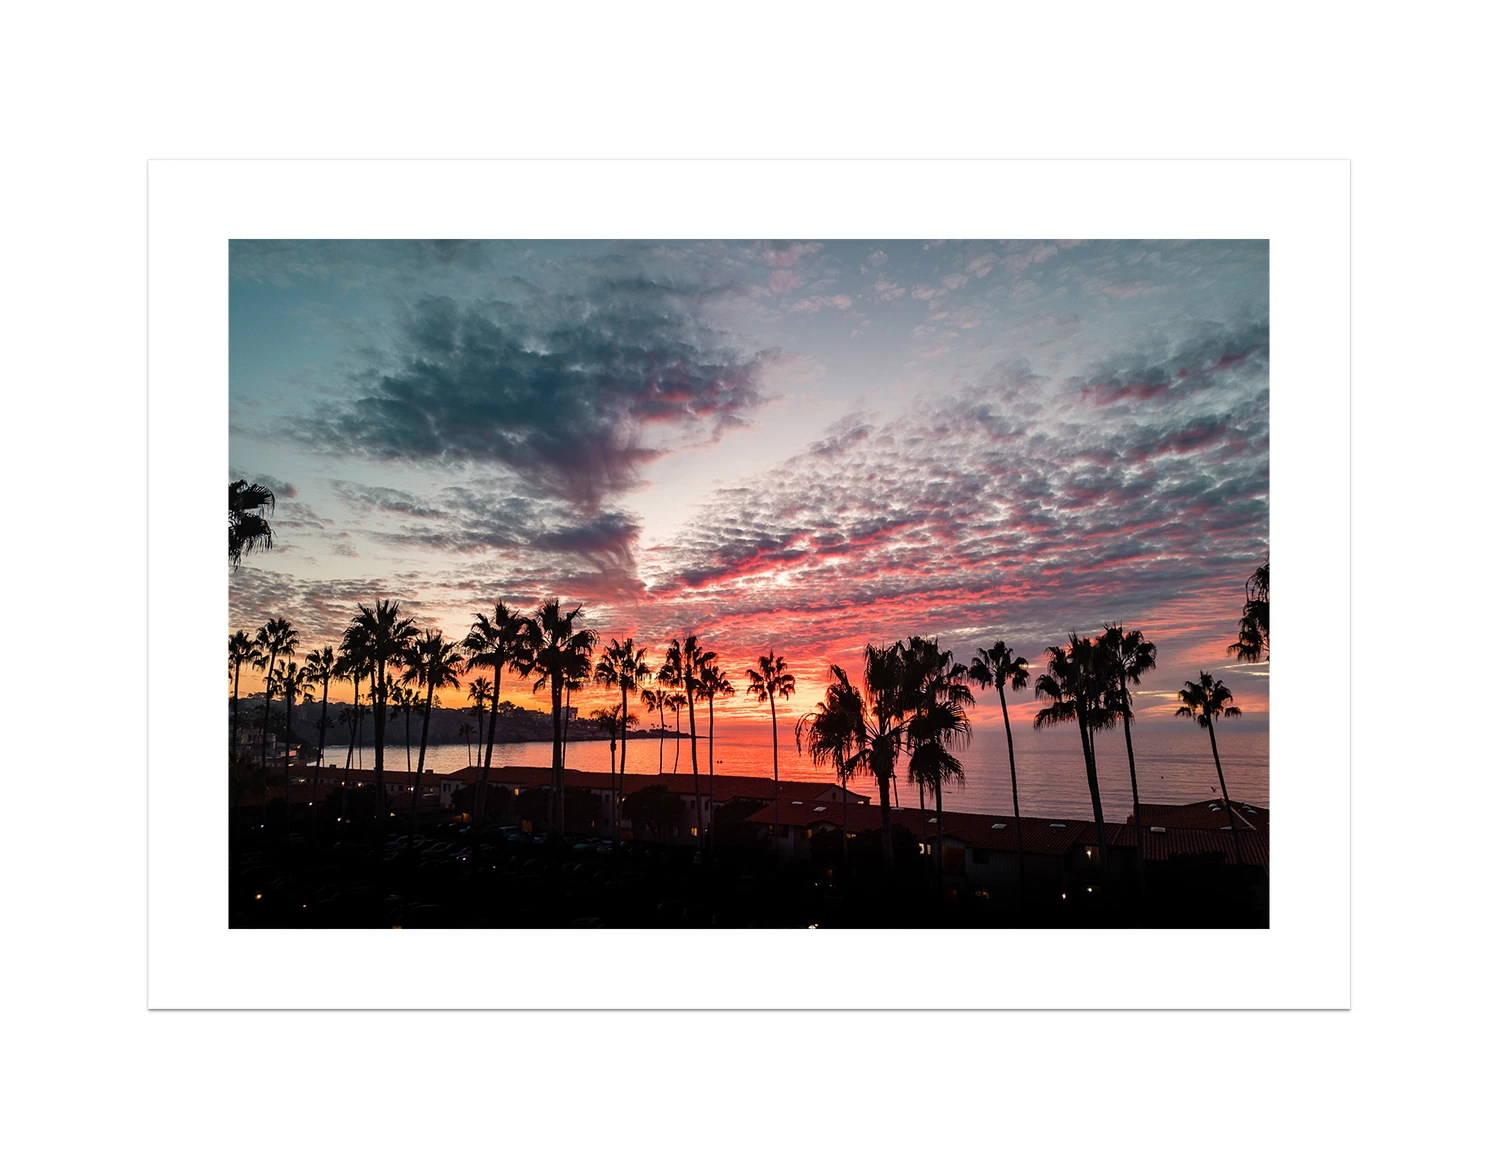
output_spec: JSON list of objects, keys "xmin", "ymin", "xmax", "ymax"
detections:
[{"xmin": 230, "ymin": 567, "xmax": 1263, "ymax": 871}]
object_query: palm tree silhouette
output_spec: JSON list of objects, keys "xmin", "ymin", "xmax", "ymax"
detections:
[
  {"xmin": 1228, "ymin": 562, "xmax": 1270, "ymax": 662},
  {"xmin": 335, "ymin": 637, "xmax": 369, "ymax": 776},
  {"xmin": 1033, "ymin": 633, "xmax": 1120, "ymax": 886},
  {"xmin": 229, "ymin": 479, "xmax": 276, "ymax": 568},
  {"xmin": 664, "ymin": 692, "xmax": 687, "ymax": 774},
  {"xmin": 969, "ymin": 639, "xmax": 1030, "ymax": 902},
  {"xmin": 402, "ymin": 629, "xmax": 464, "ymax": 846},
  {"xmin": 457, "ymin": 720, "xmax": 476, "ymax": 768},
  {"xmin": 253, "ymin": 618, "xmax": 298, "ymax": 771},
  {"xmin": 662, "ymin": 635, "xmax": 708, "ymax": 836},
  {"xmin": 640, "ymin": 687, "xmax": 667, "ymax": 775},
  {"xmin": 797, "ymin": 644, "xmax": 920, "ymax": 877},
  {"xmin": 228, "ymin": 630, "xmax": 262, "ymax": 760},
  {"xmin": 523, "ymin": 599, "xmax": 597, "ymax": 835},
  {"xmin": 902, "ymin": 637, "xmax": 974, "ymax": 889},
  {"xmin": 1099, "ymin": 624, "xmax": 1157, "ymax": 890},
  {"xmin": 1176, "ymin": 672, "xmax": 1245, "ymax": 865},
  {"xmin": 345, "ymin": 600, "xmax": 417, "ymax": 828},
  {"xmin": 698, "ymin": 656, "xmax": 734, "ymax": 852},
  {"xmin": 303, "ymin": 646, "xmax": 336, "ymax": 840},
  {"xmin": 746, "ymin": 650, "xmax": 796, "ymax": 854},
  {"xmin": 594, "ymin": 638, "xmax": 649, "ymax": 777},
  {"xmin": 273, "ymin": 659, "xmax": 313, "ymax": 834},
  {"xmin": 594, "ymin": 638, "xmax": 650, "ymax": 844},
  {"xmin": 465, "ymin": 676, "xmax": 493, "ymax": 771},
  {"xmin": 463, "ymin": 602, "xmax": 526, "ymax": 835}
]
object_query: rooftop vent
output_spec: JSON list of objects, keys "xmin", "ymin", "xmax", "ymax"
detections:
[
  {"xmin": 791, "ymin": 800, "xmax": 803, "ymax": 806},
  {"xmin": 928, "ymin": 817, "xmax": 937, "ymax": 824},
  {"xmin": 1049, "ymin": 822, "xmax": 1066, "ymax": 830},
  {"xmin": 1150, "ymin": 825, "xmax": 1167, "ymax": 834},
  {"xmin": 813, "ymin": 806, "xmax": 826, "ymax": 813},
  {"xmin": 991, "ymin": 823, "xmax": 1007, "ymax": 830}
]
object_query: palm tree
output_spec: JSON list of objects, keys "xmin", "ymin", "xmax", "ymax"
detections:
[
  {"xmin": 796, "ymin": 644, "xmax": 917, "ymax": 877},
  {"xmin": 1033, "ymin": 633, "xmax": 1121, "ymax": 884},
  {"xmin": 1099, "ymin": 624, "xmax": 1157, "ymax": 888},
  {"xmin": 462, "ymin": 602, "xmax": 526, "ymax": 835},
  {"xmin": 466, "ymin": 676, "xmax": 493, "ymax": 766},
  {"xmin": 591, "ymin": 705, "xmax": 622, "ymax": 775},
  {"xmin": 641, "ymin": 687, "xmax": 667, "ymax": 775},
  {"xmin": 1228, "ymin": 562, "xmax": 1270, "ymax": 662},
  {"xmin": 457, "ymin": 720, "xmax": 476, "ymax": 767},
  {"xmin": 593, "ymin": 638, "xmax": 649, "ymax": 778},
  {"xmin": 901, "ymin": 637, "xmax": 974, "ymax": 887},
  {"xmin": 335, "ymin": 637, "xmax": 369, "ymax": 777},
  {"xmin": 698, "ymin": 658, "xmax": 734, "ymax": 852},
  {"xmin": 969, "ymin": 640, "xmax": 1030, "ymax": 902},
  {"xmin": 796, "ymin": 666, "xmax": 864, "ymax": 866},
  {"xmin": 523, "ymin": 600, "xmax": 597, "ymax": 835},
  {"xmin": 746, "ymin": 650, "xmax": 796, "ymax": 853},
  {"xmin": 229, "ymin": 479, "xmax": 276, "ymax": 568},
  {"xmin": 595, "ymin": 638, "xmax": 650, "ymax": 845},
  {"xmin": 228, "ymin": 630, "xmax": 262, "ymax": 759},
  {"xmin": 273, "ymin": 659, "xmax": 313, "ymax": 834},
  {"xmin": 304, "ymin": 646, "xmax": 336, "ymax": 840},
  {"xmin": 1176, "ymin": 672, "xmax": 1245, "ymax": 865},
  {"xmin": 402, "ymin": 629, "xmax": 464, "ymax": 845},
  {"xmin": 253, "ymin": 618, "xmax": 298, "ymax": 771},
  {"xmin": 663, "ymin": 692, "xmax": 687, "ymax": 774},
  {"xmin": 345, "ymin": 600, "xmax": 418, "ymax": 827}
]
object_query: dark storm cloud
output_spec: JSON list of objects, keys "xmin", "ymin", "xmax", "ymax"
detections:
[{"xmin": 308, "ymin": 281, "xmax": 775, "ymax": 508}]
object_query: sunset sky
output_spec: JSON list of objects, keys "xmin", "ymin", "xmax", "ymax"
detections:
[{"xmin": 228, "ymin": 239, "xmax": 1269, "ymax": 727}]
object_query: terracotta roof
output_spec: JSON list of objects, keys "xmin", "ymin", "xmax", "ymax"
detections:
[
  {"xmin": 746, "ymin": 802, "xmax": 1097, "ymax": 856},
  {"xmin": 444, "ymin": 766, "xmax": 859, "ymax": 806},
  {"xmin": 1127, "ymin": 799, "xmax": 1269, "ymax": 834},
  {"xmin": 1107, "ymin": 822, "xmax": 1270, "ymax": 869}
]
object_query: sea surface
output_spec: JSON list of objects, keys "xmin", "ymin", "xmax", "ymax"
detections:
[{"xmin": 337, "ymin": 717, "xmax": 1269, "ymax": 822}]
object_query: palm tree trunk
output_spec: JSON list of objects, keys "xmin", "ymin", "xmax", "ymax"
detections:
[
  {"xmin": 551, "ymin": 677, "xmax": 564, "ymax": 835},
  {"xmin": 1207, "ymin": 717, "xmax": 1244, "ymax": 866},
  {"xmin": 560, "ymin": 682, "xmax": 573, "ymax": 833},
  {"xmin": 673, "ymin": 707, "xmax": 681, "ymax": 774},
  {"xmin": 657, "ymin": 707, "xmax": 665, "ymax": 775},
  {"xmin": 345, "ymin": 676, "xmax": 358, "ymax": 772},
  {"xmin": 373, "ymin": 662, "xmax": 387, "ymax": 823},
  {"xmin": 231, "ymin": 663, "xmax": 241, "ymax": 758},
  {"xmin": 260, "ymin": 650, "xmax": 278, "ymax": 771},
  {"xmin": 284, "ymin": 684, "xmax": 294, "ymax": 838},
  {"xmin": 405, "ymin": 706, "xmax": 412, "ymax": 773},
  {"xmin": 769, "ymin": 695, "xmax": 780, "ymax": 857},
  {"xmin": 1077, "ymin": 714, "xmax": 1110, "ymax": 888},
  {"xmin": 313, "ymin": 683, "xmax": 328, "ymax": 844},
  {"xmin": 876, "ymin": 771, "xmax": 894, "ymax": 878},
  {"xmin": 475, "ymin": 666, "xmax": 502, "ymax": 834},
  {"xmin": 918, "ymin": 780, "xmax": 929, "ymax": 867},
  {"xmin": 706, "ymin": 697, "xmax": 715, "ymax": 855},
  {"xmin": 999, "ymin": 687, "xmax": 1025, "ymax": 907},
  {"xmin": 1119, "ymin": 671, "xmax": 1146, "ymax": 901},
  {"xmin": 934, "ymin": 778, "xmax": 945, "ymax": 892},
  {"xmin": 412, "ymin": 679, "xmax": 436, "ymax": 846},
  {"xmin": 841, "ymin": 776, "xmax": 849, "ymax": 867},
  {"xmin": 687, "ymin": 689, "xmax": 702, "ymax": 842},
  {"xmin": 619, "ymin": 683, "xmax": 629, "ymax": 777}
]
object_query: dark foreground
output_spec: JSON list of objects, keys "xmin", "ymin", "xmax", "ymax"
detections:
[{"xmin": 230, "ymin": 821, "xmax": 1268, "ymax": 929}]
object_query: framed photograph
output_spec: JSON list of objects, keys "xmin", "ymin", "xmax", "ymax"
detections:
[{"xmin": 149, "ymin": 160, "xmax": 1349, "ymax": 1007}]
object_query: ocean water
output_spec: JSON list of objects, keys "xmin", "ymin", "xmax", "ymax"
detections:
[{"xmin": 343, "ymin": 716, "xmax": 1268, "ymax": 822}]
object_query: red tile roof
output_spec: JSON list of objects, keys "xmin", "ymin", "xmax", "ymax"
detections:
[
  {"xmin": 1107, "ymin": 822, "xmax": 1270, "ymax": 869},
  {"xmin": 746, "ymin": 802, "xmax": 1097, "ymax": 856},
  {"xmin": 1126, "ymin": 799, "xmax": 1269, "ymax": 834},
  {"xmin": 443, "ymin": 765, "xmax": 860, "ymax": 806}
]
